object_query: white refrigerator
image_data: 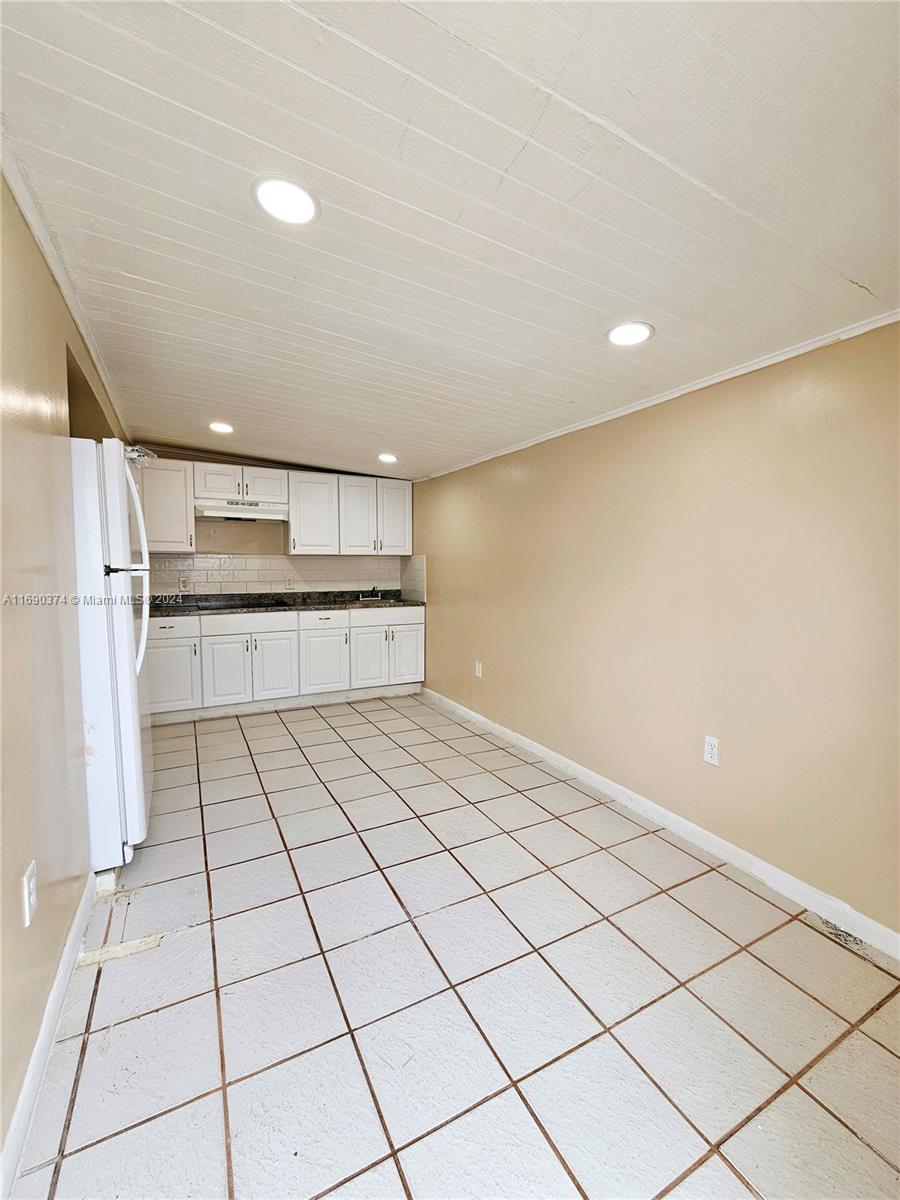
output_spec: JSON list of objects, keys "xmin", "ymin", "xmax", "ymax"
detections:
[{"xmin": 71, "ymin": 438, "xmax": 154, "ymax": 870}]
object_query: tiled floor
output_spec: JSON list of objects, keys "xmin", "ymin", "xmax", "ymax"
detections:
[{"xmin": 14, "ymin": 694, "xmax": 900, "ymax": 1200}]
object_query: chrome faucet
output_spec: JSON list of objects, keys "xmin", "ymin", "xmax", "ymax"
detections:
[{"xmin": 359, "ymin": 586, "xmax": 380, "ymax": 600}]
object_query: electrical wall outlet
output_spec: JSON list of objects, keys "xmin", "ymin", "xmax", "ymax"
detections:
[
  {"xmin": 474, "ymin": 660, "xmax": 483, "ymax": 678},
  {"xmin": 22, "ymin": 860, "xmax": 38, "ymax": 927},
  {"xmin": 703, "ymin": 735, "xmax": 720, "ymax": 767}
]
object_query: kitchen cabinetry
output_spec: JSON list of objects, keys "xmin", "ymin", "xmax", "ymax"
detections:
[
  {"xmin": 300, "ymin": 628, "xmax": 350, "ymax": 694},
  {"xmin": 140, "ymin": 459, "xmax": 195, "ymax": 552},
  {"xmin": 350, "ymin": 606, "xmax": 425, "ymax": 686},
  {"xmin": 377, "ymin": 479, "xmax": 412, "ymax": 555},
  {"xmin": 194, "ymin": 462, "xmax": 288, "ymax": 504},
  {"xmin": 289, "ymin": 472, "xmax": 340, "ymax": 555},
  {"xmin": 339, "ymin": 475, "xmax": 378, "ymax": 555},
  {"xmin": 389, "ymin": 623, "xmax": 425, "ymax": 684},
  {"xmin": 350, "ymin": 625, "xmax": 391, "ymax": 688},
  {"xmin": 147, "ymin": 637, "xmax": 202, "ymax": 713},
  {"xmin": 202, "ymin": 634, "xmax": 253, "ymax": 707},
  {"xmin": 252, "ymin": 630, "xmax": 299, "ymax": 700}
]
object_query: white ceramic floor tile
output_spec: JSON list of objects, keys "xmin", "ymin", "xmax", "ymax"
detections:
[
  {"xmin": 561, "ymin": 806, "xmax": 646, "ymax": 850},
  {"xmin": 118, "ymin": 837, "xmax": 205, "ymax": 889},
  {"xmin": 67, "ymin": 993, "xmax": 220, "ymax": 1151},
  {"xmin": 666, "ymin": 1156, "xmax": 754, "ymax": 1199},
  {"xmin": 144, "ymin": 807, "xmax": 202, "ymax": 847},
  {"xmin": 718, "ymin": 864, "xmax": 804, "ymax": 914},
  {"xmin": 671, "ymin": 872, "xmax": 788, "ymax": 944},
  {"xmin": 862, "ymin": 993, "xmax": 900, "ymax": 1056},
  {"xmin": 221, "ymin": 955, "xmax": 346, "ymax": 1079},
  {"xmin": 422, "ymin": 805, "xmax": 500, "ymax": 848},
  {"xmin": 513, "ymin": 819, "xmax": 595, "ymax": 867},
  {"xmin": 202, "ymin": 794, "xmax": 271, "ymax": 833},
  {"xmin": 409, "ymin": 741, "xmax": 458, "ymax": 763},
  {"xmin": 658, "ymin": 830, "xmax": 725, "ymax": 868},
  {"xmin": 617, "ymin": 989, "xmax": 786, "ymax": 1139},
  {"xmin": 467, "ymin": 750, "xmax": 525, "ymax": 771},
  {"xmin": 268, "ymin": 782, "xmax": 335, "ymax": 817},
  {"xmin": 543, "ymin": 922, "xmax": 676, "ymax": 1025},
  {"xmin": 198, "ymin": 755, "xmax": 254, "ymax": 782},
  {"xmin": 92, "ymin": 924, "xmax": 214, "ymax": 1029},
  {"xmin": 214, "ymin": 896, "xmax": 319, "ymax": 985},
  {"xmin": 252, "ymin": 748, "xmax": 308, "ymax": 771},
  {"xmin": 292, "ymin": 834, "xmax": 376, "ymax": 890},
  {"xmin": 364, "ymin": 749, "xmax": 417, "ymax": 772},
  {"xmin": 523, "ymin": 1037, "xmax": 706, "ymax": 1199},
  {"xmin": 416, "ymin": 895, "xmax": 530, "ymax": 983},
  {"xmin": 210, "ymin": 853, "xmax": 298, "ymax": 918},
  {"xmin": 10, "ymin": 1164, "xmax": 52, "ymax": 1199},
  {"xmin": 341, "ymin": 792, "xmax": 415, "ymax": 830},
  {"xmin": 352, "ymin": 735, "xmax": 401, "ymax": 757},
  {"xmin": 453, "ymin": 834, "xmax": 543, "ymax": 890},
  {"xmin": 362, "ymin": 819, "xmax": 443, "ymax": 867},
  {"xmin": 200, "ymin": 774, "xmax": 262, "ymax": 805},
  {"xmin": 750, "ymin": 921, "xmax": 896, "ymax": 1020},
  {"xmin": 305, "ymin": 741, "xmax": 358, "ymax": 763},
  {"xmin": 228, "ymin": 1036, "xmax": 389, "ymax": 1199},
  {"xmin": 556, "ymin": 850, "xmax": 658, "ymax": 914},
  {"xmin": 357, "ymin": 991, "xmax": 506, "ymax": 1145},
  {"xmin": 307, "ymin": 873, "xmax": 406, "ymax": 949},
  {"xmin": 19, "ymin": 1037, "xmax": 80, "ymax": 1172},
  {"xmin": 492, "ymin": 872, "xmax": 598, "ymax": 946},
  {"xmin": 56, "ymin": 1093, "xmax": 227, "ymax": 1200},
  {"xmin": 260, "ymin": 765, "xmax": 318, "ymax": 792},
  {"xmin": 205, "ymin": 818, "xmax": 283, "ymax": 870},
  {"xmin": 327, "ymin": 923, "xmax": 447, "ymax": 1027},
  {"xmin": 56, "ymin": 962, "xmax": 97, "ymax": 1041},
  {"xmin": 803, "ymin": 1032, "xmax": 899, "ymax": 1165},
  {"xmin": 448, "ymin": 772, "xmax": 516, "ymax": 803},
  {"xmin": 400, "ymin": 1090, "xmax": 580, "ymax": 1200},
  {"xmin": 326, "ymin": 772, "xmax": 391, "ymax": 803},
  {"xmin": 475, "ymin": 794, "xmax": 551, "ymax": 832},
  {"xmin": 689, "ymin": 952, "xmax": 848, "ymax": 1073},
  {"xmin": 245, "ymin": 734, "xmax": 297, "ymax": 753},
  {"xmin": 149, "ymin": 782, "xmax": 200, "ymax": 814},
  {"xmin": 278, "ymin": 805, "xmax": 354, "ymax": 849},
  {"xmin": 493, "ymin": 764, "xmax": 556, "ymax": 791},
  {"xmin": 380, "ymin": 764, "xmax": 440, "ymax": 789},
  {"xmin": 460, "ymin": 954, "xmax": 600, "ymax": 1077},
  {"xmin": 612, "ymin": 894, "xmax": 738, "ymax": 980},
  {"xmin": 385, "ymin": 853, "xmax": 481, "ymax": 917},
  {"xmin": 428, "ymin": 756, "xmax": 483, "ymax": 780},
  {"xmin": 523, "ymin": 782, "xmax": 598, "ymax": 817},
  {"xmin": 318, "ymin": 756, "xmax": 377, "ymax": 783},
  {"xmin": 722, "ymin": 1087, "xmax": 900, "ymax": 1199},
  {"xmin": 119, "ymin": 874, "xmax": 208, "ymax": 941},
  {"xmin": 397, "ymin": 781, "xmax": 468, "ymax": 815},
  {"xmin": 328, "ymin": 1159, "xmax": 406, "ymax": 1199},
  {"xmin": 154, "ymin": 764, "xmax": 198, "ymax": 790}
]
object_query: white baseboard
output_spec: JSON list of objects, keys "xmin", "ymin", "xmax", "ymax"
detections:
[
  {"xmin": 152, "ymin": 684, "xmax": 422, "ymax": 726},
  {"xmin": 1, "ymin": 873, "xmax": 96, "ymax": 1198},
  {"xmin": 422, "ymin": 689, "xmax": 900, "ymax": 961}
]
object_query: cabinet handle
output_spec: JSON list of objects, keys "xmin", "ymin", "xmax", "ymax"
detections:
[
  {"xmin": 384, "ymin": 629, "xmax": 388, "ymax": 642},
  {"xmin": 237, "ymin": 479, "xmax": 241, "ymax": 495},
  {"xmin": 344, "ymin": 632, "xmax": 348, "ymax": 644},
  {"xmin": 159, "ymin": 624, "xmax": 173, "ymax": 629},
  {"xmin": 244, "ymin": 482, "xmax": 248, "ymax": 495},
  {"xmin": 193, "ymin": 641, "xmax": 197, "ymax": 656},
  {"xmin": 391, "ymin": 629, "xmax": 395, "ymax": 641},
  {"xmin": 245, "ymin": 639, "xmax": 249, "ymax": 652},
  {"xmin": 292, "ymin": 538, "xmax": 296, "ymax": 551},
  {"xmin": 372, "ymin": 539, "xmax": 376, "ymax": 551},
  {"xmin": 253, "ymin": 638, "xmax": 258, "ymax": 651},
  {"xmin": 379, "ymin": 539, "xmax": 383, "ymax": 551},
  {"xmin": 189, "ymin": 533, "xmax": 193, "ymax": 547}
]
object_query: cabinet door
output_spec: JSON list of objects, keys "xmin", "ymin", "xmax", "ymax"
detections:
[
  {"xmin": 300, "ymin": 629, "xmax": 350, "ymax": 695},
  {"xmin": 252, "ymin": 630, "xmax": 299, "ymax": 700},
  {"xmin": 244, "ymin": 466, "xmax": 288, "ymax": 503},
  {"xmin": 339, "ymin": 476, "xmax": 378, "ymax": 555},
  {"xmin": 350, "ymin": 625, "xmax": 390, "ymax": 688},
  {"xmin": 289, "ymin": 472, "xmax": 340, "ymax": 555},
  {"xmin": 201, "ymin": 634, "xmax": 253, "ymax": 707},
  {"xmin": 140, "ymin": 459, "xmax": 195, "ymax": 552},
  {"xmin": 147, "ymin": 638, "xmax": 202, "ymax": 713},
  {"xmin": 193, "ymin": 461, "xmax": 242, "ymax": 501},
  {"xmin": 389, "ymin": 624, "xmax": 424, "ymax": 684},
  {"xmin": 377, "ymin": 479, "xmax": 412, "ymax": 555}
]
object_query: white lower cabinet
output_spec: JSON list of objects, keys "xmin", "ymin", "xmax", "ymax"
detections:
[
  {"xmin": 147, "ymin": 637, "xmax": 202, "ymax": 713},
  {"xmin": 202, "ymin": 634, "xmax": 253, "ymax": 707},
  {"xmin": 389, "ymin": 624, "xmax": 425, "ymax": 684},
  {"xmin": 350, "ymin": 625, "xmax": 391, "ymax": 688},
  {"xmin": 300, "ymin": 628, "xmax": 350, "ymax": 695},
  {"xmin": 252, "ymin": 630, "xmax": 299, "ymax": 700}
]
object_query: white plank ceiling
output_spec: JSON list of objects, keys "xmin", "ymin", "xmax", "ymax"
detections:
[{"xmin": 2, "ymin": 1, "xmax": 897, "ymax": 478}]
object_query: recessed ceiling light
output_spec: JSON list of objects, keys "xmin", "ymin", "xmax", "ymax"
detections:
[
  {"xmin": 378, "ymin": 453, "xmax": 398, "ymax": 464},
  {"xmin": 607, "ymin": 321, "xmax": 655, "ymax": 346},
  {"xmin": 209, "ymin": 421, "xmax": 233, "ymax": 434},
  {"xmin": 252, "ymin": 177, "xmax": 319, "ymax": 225}
]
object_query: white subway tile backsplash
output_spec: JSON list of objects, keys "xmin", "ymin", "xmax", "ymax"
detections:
[{"xmin": 150, "ymin": 554, "xmax": 405, "ymax": 596}]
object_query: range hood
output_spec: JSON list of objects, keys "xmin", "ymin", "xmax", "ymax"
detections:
[{"xmin": 195, "ymin": 500, "xmax": 288, "ymax": 522}]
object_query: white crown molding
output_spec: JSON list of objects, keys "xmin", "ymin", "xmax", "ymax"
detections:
[
  {"xmin": 1, "ymin": 146, "xmax": 125, "ymax": 434},
  {"xmin": 422, "ymin": 688, "xmax": 900, "ymax": 962},
  {"xmin": 418, "ymin": 309, "xmax": 900, "ymax": 482}
]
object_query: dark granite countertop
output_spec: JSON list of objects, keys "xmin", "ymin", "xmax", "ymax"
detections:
[{"xmin": 149, "ymin": 589, "xmax": 424, "ymax": 618}]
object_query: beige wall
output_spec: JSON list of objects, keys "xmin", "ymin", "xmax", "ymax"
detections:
[
  {"xmin": 0, "ymin": 178, "xmax": 124, "ymax": 1140},
  {"xmin": 415, "ymin": 324, "xmax": 899, "ymax": 930}
]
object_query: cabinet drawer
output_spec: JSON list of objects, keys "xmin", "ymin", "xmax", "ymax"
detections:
[
  {"xmin": 350, "ymin": 605, "xmax": 424, "ymax": 627},
  {"xmin": 298, "ymin": 609, "xmax": 350, "ymax": 630},
  {"xmin": 200, "ymin": 611, "xmax": 299, "ymax": 636},
  {"xmin": 149, "ymin": 616, "xmax": 201, "ymax": 639}
]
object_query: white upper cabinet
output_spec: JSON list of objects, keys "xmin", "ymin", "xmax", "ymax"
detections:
[
  {"xmin": 377, "ymin": 479, "xmax": 412, "ymax": 555},
  {"xmin": 243, "ymin": 465, "xmax": 288, "ymax": 503},
  {"xmin": 289, "ymin": 472, "xmax": 340, "ymax": 555},
  {"xmin": 140, "ymin": 459, "xmax": 195, "ymax": 552},
  {"xmin": 339, "ymin": 476, "xmax": 379, "ymax": 555},
  {"xmin": 194, "ymin": 461, "xmax": 242, "ymax": 501}
]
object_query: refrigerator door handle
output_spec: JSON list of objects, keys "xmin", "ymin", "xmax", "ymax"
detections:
[{"xmin": 124, "ymin": 464, "xmax": 151, "ymax": 674}]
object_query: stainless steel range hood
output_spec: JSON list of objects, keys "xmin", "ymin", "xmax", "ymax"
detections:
[{"xmin": 195, "ymin": 500, "xmax": 288, "ymax": 521}]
